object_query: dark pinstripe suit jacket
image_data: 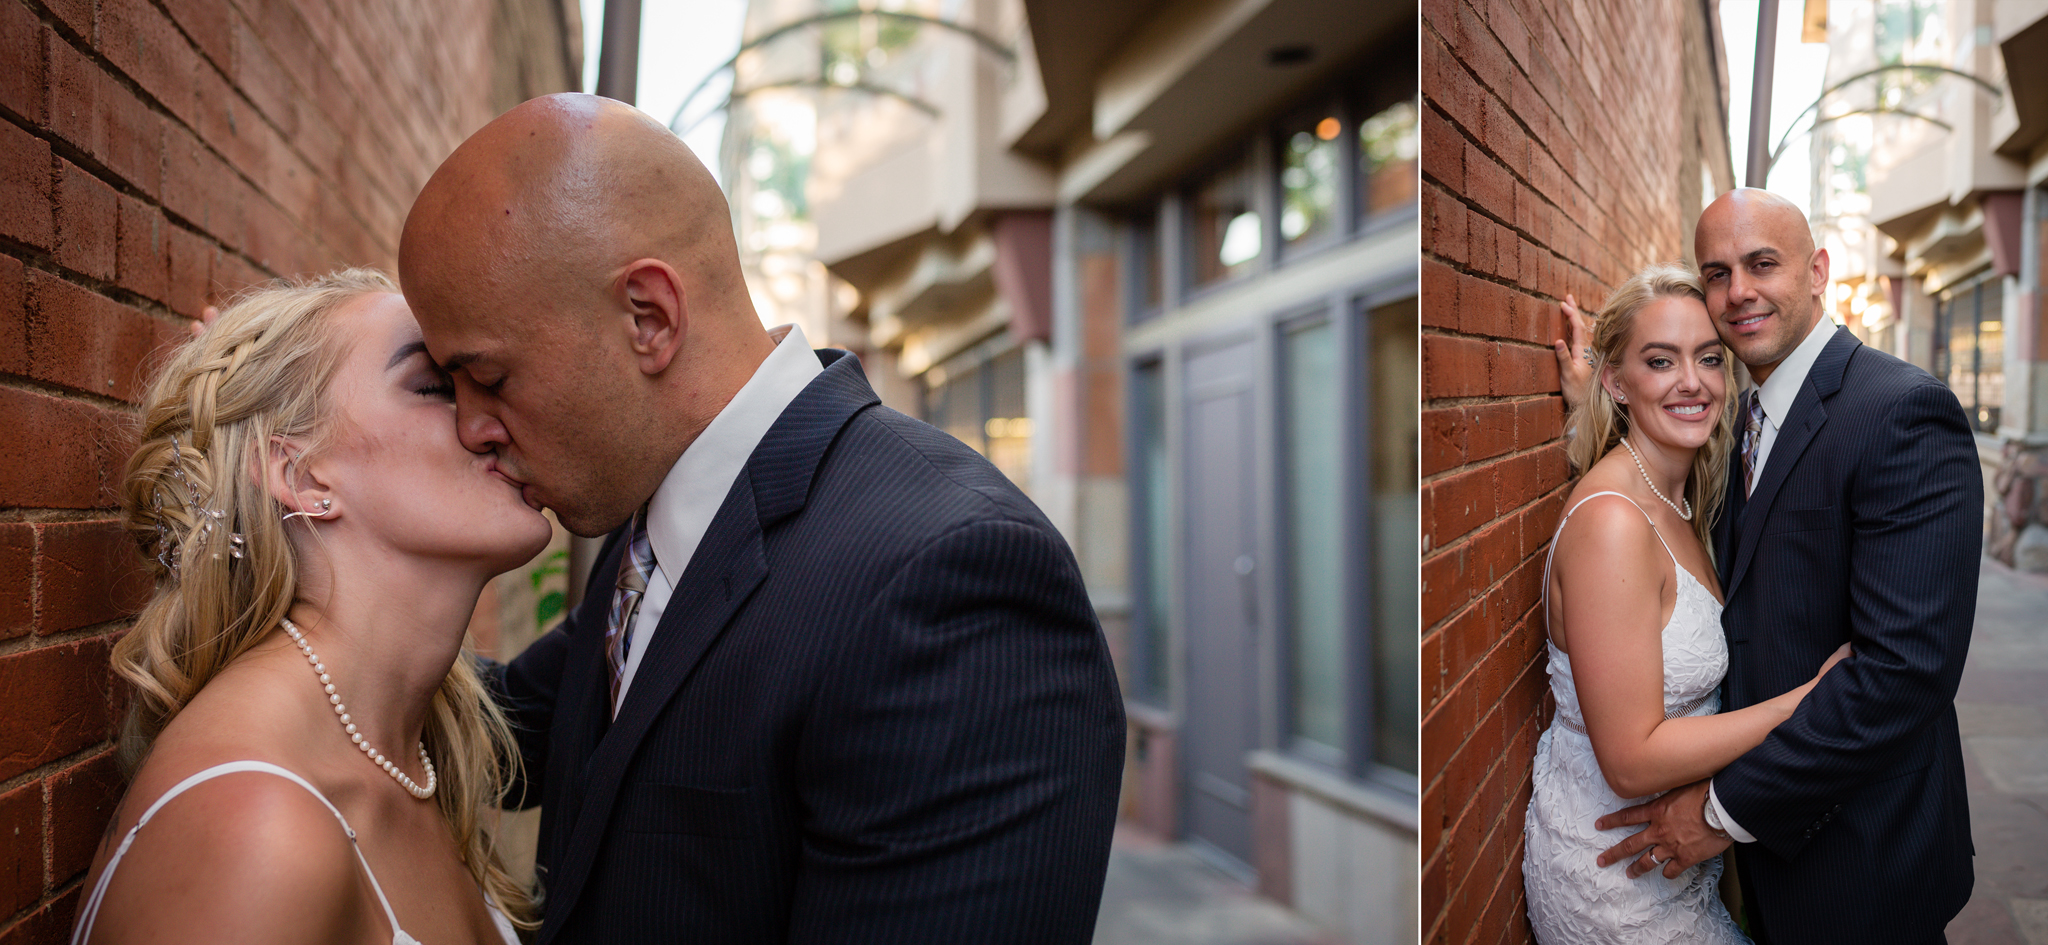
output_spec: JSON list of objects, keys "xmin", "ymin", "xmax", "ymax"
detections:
[
  {"xmin": 497, "ymin": 348, "xmax": 1126, "ymax": 945},
  {"xmin": 1711, "ymin": 329, "xmax": 1977, "ymax": 944}
]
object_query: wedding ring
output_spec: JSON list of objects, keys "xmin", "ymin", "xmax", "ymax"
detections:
[{"xmin": 1648, "ymin": 852, "xmax": 1671, "ymax": 867}]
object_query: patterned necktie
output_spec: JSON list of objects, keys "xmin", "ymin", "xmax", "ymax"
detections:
[
  {"xmin": 1740, "ymin": 391, "xmax": 1765, "ymax": 496},
  {"xmin": 605, "ymin": 509, "xmax": 657, "ymax": 713}
]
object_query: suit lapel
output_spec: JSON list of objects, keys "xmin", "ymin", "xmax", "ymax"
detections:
[
  {"xmin": 1725, "ymin": 330, "xmax": 1859, "ymax": 600},
  {"xmin": 536, "ymin": 349, "xmax": 881, "ymax": 943},
  {"xmin": 538, "ymin": 479, "xmax": 771, "ymax": 942}
]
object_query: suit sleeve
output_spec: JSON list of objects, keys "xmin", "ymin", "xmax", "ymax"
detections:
[
  {"xmin": 786, "ymin": 519, "xmax": 1126, "ymax": 945},
  {"xmin": 1713, "ymin": 380, "xmax": 1981, "ymax": 859}
]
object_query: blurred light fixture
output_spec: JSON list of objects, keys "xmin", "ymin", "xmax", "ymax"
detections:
[{"xmin": 1315, "ymin": 117, "xmax": 1340, "ymax": 140}]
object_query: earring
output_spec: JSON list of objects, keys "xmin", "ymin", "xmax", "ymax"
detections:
[
  {"xmin": 1615, "ymin": 393, "xmax": 1627, "ymax": 403},
  {"xmin": 282, "ymin": 498, "xmax": 333, "ymax": 523}
]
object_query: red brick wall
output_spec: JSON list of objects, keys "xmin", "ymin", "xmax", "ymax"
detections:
[
  {"xmin": 0, "ymin": 0, "xmax": 570, "ymax": 938},
  {"xmin": 1418, "ymin": 0, "xmax": 1717, "ymax": 942}
]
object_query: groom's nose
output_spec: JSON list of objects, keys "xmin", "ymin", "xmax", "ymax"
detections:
[
  {"xmin": 454, "ymin": 382, "xmax": 512, "ymax": 455},
  {"xmin": 1724, "ymin": 267, "xmax": 1760, "ymax": 307}
]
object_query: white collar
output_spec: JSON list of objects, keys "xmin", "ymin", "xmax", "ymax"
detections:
[
  {"xmin": 1752, "ymin": 315, "xmax": 1838, "ymax": 423},
  {"xmin": 643, "ymin": 324, "xmax": 823, "ymax": 582}
]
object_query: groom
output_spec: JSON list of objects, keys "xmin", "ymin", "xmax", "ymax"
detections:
[
  {"xmin": 396, "ymin": 95, "xmax": 1125, "ymax": 943},
  {"xmin": 1561, "ymin": 189, "xmax": 1978, "ymax": 943}
]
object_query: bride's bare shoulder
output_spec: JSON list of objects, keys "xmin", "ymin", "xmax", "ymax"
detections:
[
  {"xmin": 85, "ymin": 759, "xmax": 363, "ymax": 943},
  {"xmin": 1552, "ymin": 485, "xmax": 1662, "ymax": 572}
]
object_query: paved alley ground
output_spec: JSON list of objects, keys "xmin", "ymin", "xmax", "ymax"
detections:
[
  {"xmin": 1093, "ymin": 827, "xmax": 1338, "ymax": 945},
  {"xmin": 1949, "ymin": 560, "xmax": 2048, "ymax": 944}
]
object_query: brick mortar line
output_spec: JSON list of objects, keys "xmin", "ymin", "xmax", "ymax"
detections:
[
  {"xmin": 0, "ymin": 369, "xmax": 147, "ymax": 412},
  {"xmin": 1419, "ymin": 483, "xmax": 1571, "ymax": 631},
  {"xmin": 1420, "ymin": 16, "xmax": 1603, "ymax": 242},
  {"xmin": 1418, "ymin": 444, "xmax": 1563, "ymax": 496},
  {"xmin": 1418, "ymin": 152, "xmax": 1608, "ymax": 305},
  {"xmin": 1420, "ymin": 678, "xmax": 1545, "ymax": 903},
  {"xmin": 1420, "ymin": 632, "xmax": 1547, "ymax": 797},
  {"xmin": 143, "ymin": 0, "xmax": 424, "ymax": 233},
  {"xmin": 0, "ymin": 96, "xmax": 304, "ymax": 293},
  {"xmin": 1420, "ymin": 324, "xmax": 1560, "ymax": 351},
  {"xmin": 12, "ymin": 0, "xmax": 380, "ymax": 280},
  {"xmin": 311, "ymin": 0, "xmax": 480, "ymax": 186},
  {"xmin": 1427, "ymin": 746, "xmax": 1541, "ymax": 945},
  {"xmin": 1421, "ymin": 244, "xmax": 1596, "ymax": 314},
  {"xmin": 1419, "ymin": 567, "xmax": 1545, "ymax": 655},
  {"xmin": 1423, "ymin": 393, "xmax": 1561, "ymax": 409},
  {"xmin": 0, "ymin": 792, "xmax": 100, "ymax": 929},
  {"xmin": 0, "ymin": 509, "xmax": 125, "ymax": 524},
  {"xmin": 10, "ymin": 249, "xmax": 203, "ymax": 330},
  {"xmin": 0, "ymin": 618, "xmax": 135, "ymax": 658}
]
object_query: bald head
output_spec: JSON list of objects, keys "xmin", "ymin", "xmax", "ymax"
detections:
[
  {"xmin": 1696, "ymin": 188, "xmax": 1815, "ymax": 262},
  {"xmin": 1693, "ymin": 188, "xmax": 1829, "ymax": 381},
  {"xmin": 400, "ymin": 93, "xmax": 745, "ymax": 320},
  {"xmin": 396, "ymin": 94, "xmax": 776, "ymax": 537}
]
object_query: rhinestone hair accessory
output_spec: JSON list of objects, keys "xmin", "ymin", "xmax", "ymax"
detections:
[{"xmin": 150, "ymin": 435, "xmax": 245, "ymax": 574}]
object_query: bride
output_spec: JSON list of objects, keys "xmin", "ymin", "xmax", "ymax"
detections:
[
  {"xmin": 1521, "ymin": 264, "xmax": 1846, "ymax": 943},
  {"xmin": 72, "ymin": 270, "xmax": 551, "ymax": 944}
]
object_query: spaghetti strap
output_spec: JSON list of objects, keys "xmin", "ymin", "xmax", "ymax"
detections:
[
  {"xmin": 71, "ymin": 761, "xmax": 417, "ymax": 945},
  {"xmin": 1541, "ymin": 491, "xmax": 1683, "ymax": 631}
]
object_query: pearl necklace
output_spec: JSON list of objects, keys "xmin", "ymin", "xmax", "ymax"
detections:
[
  {"xmin": 280, "ymin": 617, "xmax": 437, "ymax": 800},
  {"xmin": 1619, "ymin": 436, "xmax": 1693, "ymax": 521}
]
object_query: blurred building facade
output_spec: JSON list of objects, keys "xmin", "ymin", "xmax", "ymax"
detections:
[
  {"xmin": 1419, "ymin": 0, "xmax": 1734, "ymax": 942},
  {"xmin": 719, "ymin": 1, "xmax": 1420, "ymax": 941},
  {"xmin": 1828, "ymin": 0, "xmax": 2048, "ymax": 569},
  {"xmin": 0, "ymin": 0, "xmax": 580, "ymax": 940}
]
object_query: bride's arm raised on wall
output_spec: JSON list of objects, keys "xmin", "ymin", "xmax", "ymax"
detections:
[{"xmin": 1553, "ymin": 496, "xmax": 1848, "ymax": 799}]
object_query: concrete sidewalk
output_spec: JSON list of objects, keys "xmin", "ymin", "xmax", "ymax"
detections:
[
  {"xmin": 1949, "ymin": 560, "xmax": 2048, "ymax": 944},
  {"xmin": 1093, "ymin": 827, "xmax": 1339, "ymax": 945}
]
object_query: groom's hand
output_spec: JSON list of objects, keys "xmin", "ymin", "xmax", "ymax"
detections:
[{"xmin": 1593, "ymin": 780, "xmax": 1733, "ymax": 879}]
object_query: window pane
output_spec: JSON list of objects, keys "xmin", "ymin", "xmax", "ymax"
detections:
[
  {"xmin": 1372, "ymin": 298, "xmax": 1419, "ymax": 776},
  {"xmin": 1132, "ymin": 361, "xmax": 1171, "ymax": 703},
  {"xmin": 926, "ymin": 362, "xmax": 985, "ymax": 454},
  {"xmin": 985, "ymin": 347, "xmax": 1031, "ymax": 488},
  {"xmin": 1280, "ymin": 112, "xmax": 1343, "ymax": 252},
  {"xmin": 1978, "ymin": 280, "xmax": 2004, "ymax": 432},
  {"xmin": 1932, "ymin": 294, "xmax": 1952, "ymax": 386},
  {"xmin": 1284, "ymin": 318, "xmax": 1345, "ymax": 755},
  {"xmin": 1947, "ymin": 289, "xmax": 1976, "ymax": 416},
  {"xmin": 1129, "ymin": 209, "xmax": 1163, "ymax": 321},
  {"xmin": 1189, "ymin": 148, "xmax": 1261, "ymax": 288},
  {"xmin": 1359, "ymin": 99, "xmax": 1419, "ymax": 219}
]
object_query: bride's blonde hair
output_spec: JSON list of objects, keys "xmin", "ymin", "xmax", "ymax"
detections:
[
  {"xmin": 116, "ymin": 268, "xmax": 537, "ymax": 928},
  {"xmin": 1563, "ymin": 262, "xmax": 1734, "ymax": 553}
]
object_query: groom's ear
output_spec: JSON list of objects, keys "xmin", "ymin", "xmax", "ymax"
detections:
[
  {"xmin": 615, "ymin": 259, "xmax": 688, "ymax": 376},
  {"xmin": 1808, "ymin": 247, "xmax": 1830, "ymax": 302}
]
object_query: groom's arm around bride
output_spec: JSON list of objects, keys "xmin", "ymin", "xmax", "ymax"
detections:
[{"xmin": 1602, "ymin": 190, "xmax": 1980, "ymax": 944}]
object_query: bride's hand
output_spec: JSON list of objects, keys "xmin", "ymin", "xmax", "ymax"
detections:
[
  {"xmin": 1802, "ymin": 642, "xmax": 1853, "ymax": 692},
  {"xmin": 1551, "ymin": 294, "xmax": 1593, "ymax": 411},
  {"xmin": 188, "ymin": 305, "xmax": 220, "ymax": 339}
]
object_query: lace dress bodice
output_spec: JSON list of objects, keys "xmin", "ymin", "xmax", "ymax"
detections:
[{"xmin": 1522, "ymin": 492, "xmax": 1748, "ymax": 945}]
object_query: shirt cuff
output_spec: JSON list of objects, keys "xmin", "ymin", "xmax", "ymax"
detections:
[{"xmin": 1706, "ymin": 782, "xmax": 1757, "ymax": 844}]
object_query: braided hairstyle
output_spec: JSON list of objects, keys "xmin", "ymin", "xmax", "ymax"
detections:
[{"xmin": 117, "ymin": 269, "xmax": 537, "ymax": 928}]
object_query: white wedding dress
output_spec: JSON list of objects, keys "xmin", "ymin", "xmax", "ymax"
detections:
[{"xmin": 1522, "ymin": 492, "xmax": 1748, "ymax": 944}]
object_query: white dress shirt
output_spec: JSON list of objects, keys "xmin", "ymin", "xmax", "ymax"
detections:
[
  {"xmin": 1708, "ymin": 314, "xmax": 1838, "ymax": 843},
  {"xmin": 612, "ymin": 324, "xmax": 823, "ymax": 713}
]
